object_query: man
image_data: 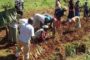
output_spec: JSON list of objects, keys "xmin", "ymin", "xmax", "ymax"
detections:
[
  {"xmin": 84, "ymin": 2, "xmax": 89, "ymax": 21},
  {"xmin": 20, "ymin": 0, "xmax": 24, "ymax": 9},
  {"xmin": 74, "ymin": 0, "xmax": 81, "ymax": 28},
  {"xmin": 15, "ymin": 0, "xmax": 24, "ymax": 16},
  {"xmin": 8, "ymin": 12, "xmax": 18, "ymax": 44},
  {"xmin": 68, "ymin": 0, "xmax": 75, "ymax": 22},
  {"xmin": 75, "ymin": 0, "xmax": 80, "ymax": 16},
  {"xmin": 8, "ymin": 20, "xmax": 18, "ymax": 44},
  {"xmin": 18, "ymin": 18, "xmax": 35, "ymax": 60}
]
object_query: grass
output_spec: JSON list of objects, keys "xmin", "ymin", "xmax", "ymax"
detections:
[
  {"xmin": 66, "ymin": 33, "xmax": 90, "ymax": 60},
  {"xmin": 67, "ymin": 54, "xmax": 86, "ymax": 60},
  {"xmin": 24, "ymin": 0, "xmax": 55, "ymax": 11},
  {"xmin": 0, "ymin": 0, "xmax": 90, "ymax": 17},
  {"xmin": 0, "ymin": 0, "xmax": 55, "ymax": 12},
  {"xmin": 0, "ymin": 49, "xmax": 11, "ymax": 57},
  {"xmin": 0, "ymin": 0, "xmax": 90, "ymax": 12}
]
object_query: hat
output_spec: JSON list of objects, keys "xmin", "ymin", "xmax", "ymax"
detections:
[{"xmin": 42, "ymin": 25, "xmax": 49, "ymax": 29}]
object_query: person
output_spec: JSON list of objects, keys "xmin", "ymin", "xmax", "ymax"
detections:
[
  {"xmin": 18, "ymin": 18, "xmax": 35, "ymax": 60},
  {"xmin": 32, "ymin": 13, "xmax": 53, "ymax": 29},
  {"xmin": 8, "ymin": 20, "xmax": 18, "ymax": 44},
  {"xmin": 54, "ymin": 0, "xmax": 67, "ymax": 36},
  {"xmin": 75, "ymin": 0, "xmax": 80, "ymax": 16},
  {"xmin": 8, "ymin": 12, "xmax": 18, "ymax": 44},
  {"xmin": 34, "ymin": 25, "xmax": 49, "ymax": 43},
  {"xmin": 15, "ymin": 0, "xmax": 23, "ymax": 16},
  {"xmin": 68, "ymin": 0, "xmax": 75, "ymax": 22},
  {"xmin": 54, "ymin": 0, "xmax": 67, "ymax": 28},
  {"xmin": 15, "ymin": 0, "xmax": 19, "ymax": 7},
  {"xmin": 84, "ymin": 2, "xmax": 89, "ymax": 21},
  {"xmin": 70, "ymin": 16, "xmax": 81, "ymax": 29},
  {"xmin": 54, "ymin": 0, "xmax": 65, "ymax": 21},
  {"xmin": 20, "ymin": 0, "xmax": 24, "ymax": 9},
  {"xmin": 55, "ymin": 0, "xmax": 61, "ymax": 8},
  {"xmin": 75, "ymin": 17, "xmax": 81, "ymax": 29},
  {"xmin": 74, "ymin": 0, "xmax": 81, "ymax": 28}
]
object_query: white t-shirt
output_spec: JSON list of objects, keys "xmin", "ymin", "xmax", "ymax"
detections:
[
  {"xmin": 19, "ymin": 23, "xmax": 35, "ymax": 43},
  {"xmin": 35, "ymin": 28, "xmax": 44, "ymax": 38}
]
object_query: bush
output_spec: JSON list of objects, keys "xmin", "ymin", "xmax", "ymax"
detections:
[{"xmin": 65, "ymin": 43, "xmax": 77, "ymax": 57}]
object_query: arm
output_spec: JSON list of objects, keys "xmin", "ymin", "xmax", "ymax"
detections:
[
  {"xmin": 31, "ymin": 27, "xmax": 35, "ymax": 41},
  {"xmin": 28, "ymin": 27, "xmax": 35, "ymax": 46}
]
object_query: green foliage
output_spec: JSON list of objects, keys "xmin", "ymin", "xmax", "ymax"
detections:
[
  {"xmin": 0, "ymin": 8, "xmax": 16, "ymax": 27},
  {"xmin": 0, "ymin": 0, "xmax": 90, "ymax": 12},
  {"xmin": 86, "ymin": 54, "xmax": 90, "ymax": 60},
  {"xmin": 0, "ymin": 0, "xmax": 14, "ymax": 11},
  {"xmin": 65, "ymin": 43, "xmax": 77, "ymax": 57},
  {"xmin": 24, "ymin": 0, "xmax": 55, "ymax": 11}
]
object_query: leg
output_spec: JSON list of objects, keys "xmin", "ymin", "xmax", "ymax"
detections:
[
  {"xmin": 12, "ymin": 28, "xmax": 18, "ymax": 44},
  {"xmin": 18, "ymin": 40, "xmax": 29, "ymax": 60},
  {"xmin": 8, "ymin": 26, "xmax": 13, "ymax": 43}
]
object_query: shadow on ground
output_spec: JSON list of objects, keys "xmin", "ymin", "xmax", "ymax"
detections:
[{"xmin": 0, "ymin": 54, "xmax": 17, "ymax": 60}]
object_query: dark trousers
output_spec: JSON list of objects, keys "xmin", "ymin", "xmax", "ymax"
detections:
[{"xmin": 8, "ymin": 26, "xmax": 18, "ymax": 44}]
